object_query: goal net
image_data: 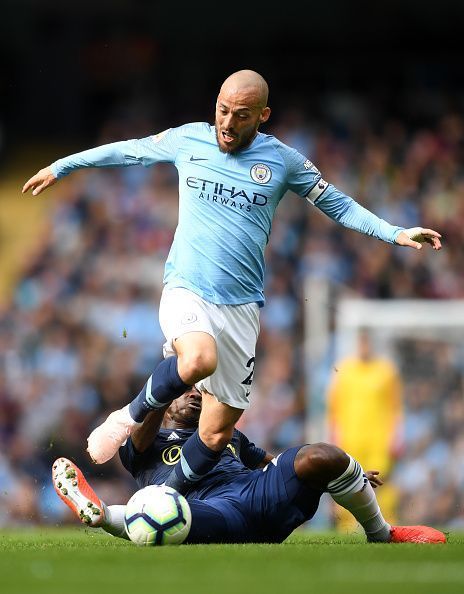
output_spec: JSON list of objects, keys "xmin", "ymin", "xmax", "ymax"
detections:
[{"xmin": 305, "ymin": 279, "xmax": 464, "ymax": 527}]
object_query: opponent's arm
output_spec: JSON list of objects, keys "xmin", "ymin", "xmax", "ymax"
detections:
[
  {"xmin": 365, "ymin": 470, "xmax": 383, "ymax": 489},
  {"xmin": 130, "ymin": 407, "xmax": 169, "ymax": 453},
  {"xmin": 237, "ymin": 431, "xmax": 274, "ymax": 469},
  {"xmin": 255, "ymin": 453, "xmax": 275, "ymax": 469}
]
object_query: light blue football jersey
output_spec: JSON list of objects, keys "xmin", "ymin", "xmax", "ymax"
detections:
[{"xmin": 51, "ymin": 122, "xmax": 404, "ymax": 306}]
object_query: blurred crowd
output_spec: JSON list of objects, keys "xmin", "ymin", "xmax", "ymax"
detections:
[
  {"xmin": 393, "ymin": 338, "xmax": 464, "ymax": 528},
  {"xmin": 1, "ymin": 94, "xmax": 464, "ymax": 529}
]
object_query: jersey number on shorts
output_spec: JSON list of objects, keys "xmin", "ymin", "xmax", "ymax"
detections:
[{"xmin": 241, "ymin": 356, "xmax": 255, "ymax": 386}]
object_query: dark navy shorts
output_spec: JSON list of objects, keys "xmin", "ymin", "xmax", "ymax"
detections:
[{"xmin": 186, "ymin": 446, "xmax": 322, "ymax": 544}]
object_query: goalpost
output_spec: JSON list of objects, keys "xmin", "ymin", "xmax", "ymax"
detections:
[
  {"xmin": 335, "ymin": 298, "xmax": 464, "ymax": 357},
  {"xmin": 304, "ymin": 279, "xmax": 464, "ymax": 525},
  {"xmin": 304, "ymin": 277, "xmax": 464, "ymax": 442}
]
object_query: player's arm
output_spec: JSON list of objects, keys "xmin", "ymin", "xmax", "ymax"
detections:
[
  {"xmin": 237, "ymin": 431, "xmax": 274, "ymax": 469},
  {"xmin": 280, "ymin": 144, "xmax": 442, "ymax": 251},
  {"xmin": 365, "ymin": 470, "xmax": 383, "ymax": 489},
  {"xmin": 314, "ymin": 188, "xmax": 442, "ymax": 250},
  {"xmin": 22, "ymin": 140, "xmax": 148, "ymax": 196},
  {"xmin": 130, "ymin": 407, "xmax": 169, "ymax": 453},
  {"xmin": 255, "ymin": 452, "xmax": 275, "ymax": 469},
  {"xmin": 22, "ymin": 128, "xmax": 178, "ymax": 197},
  {"xmin": 22, "ymin": 166, "xmax": 58, "ymax": 196},
  {"xmin": 394, "ymin": 227, "xmax": 442, "ymax": 250}
]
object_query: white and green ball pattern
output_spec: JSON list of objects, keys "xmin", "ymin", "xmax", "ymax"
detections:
[{"xmin": 124, "ymin": 485, "xmax": 192, "ymax": 546}]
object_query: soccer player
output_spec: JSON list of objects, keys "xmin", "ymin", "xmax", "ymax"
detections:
[
  {"xmin": 52, "ymin": 389, "xmax": 446, "ymax": 544},
  {"xmin": 327, "ymin": 328, "xmax": 404, "ymax": 527},
  {"xmin": 24, "ymin": 70, "xmax": 442, "ymax": 496}
]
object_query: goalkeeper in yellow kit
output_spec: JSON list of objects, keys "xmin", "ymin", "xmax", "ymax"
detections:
[{"xmin": 327, "ymin": 328, "xmax": 403, "ymax": 528}]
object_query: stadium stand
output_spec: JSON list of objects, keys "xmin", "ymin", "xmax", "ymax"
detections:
[{"xmin": 1, "ymin": 100, "xmax": 464, "ymax": 529}]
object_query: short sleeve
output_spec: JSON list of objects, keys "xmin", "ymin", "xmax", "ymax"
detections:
[
  {"xmin": 118, "ymin": 439, "xmax": 138, "ymax": 475},
  {"xmin": 118, "ymin": 438, "xmax": 158, "ymax": 477}
]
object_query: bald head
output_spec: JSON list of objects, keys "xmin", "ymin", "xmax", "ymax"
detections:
[
  {"xmin": 215, "ymin": 70, "xmax": 271, "ymax": 153},
  {"xmin": 220, "ymin": 70, "xmax": 269, "ymax": 109}
]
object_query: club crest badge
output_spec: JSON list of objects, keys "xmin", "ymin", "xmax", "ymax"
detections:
[
  {"xmin": 250, "ymin": 163, "xmax": 272, "ymax": 184},
  {"xmin": 181, "ymin": 313, "xmax": 197, "ymax": 325}
]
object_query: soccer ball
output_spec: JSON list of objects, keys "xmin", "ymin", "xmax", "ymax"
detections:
[{"xmin": 124, "ymin": 485, "xmax": 192, "ymax": 546}]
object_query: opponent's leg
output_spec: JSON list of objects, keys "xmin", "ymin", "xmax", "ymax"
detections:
[
  {"xmin": 102, "ymin": 505, "xmax": 129, "ymax": 539},
  {"xmin": 186, "ymin": 500, "xmax": 232, "ymax": 544},
  {"xmin": 87, "ymin": 332, "xmax": 217, "ymax": 464},
  {"xmin": 324, "ymin": 449, "xmax": 392, "ymax": 542},
  {"xmin": 52, "ymin": 457, "xmax": 128, "ymax": 539},
  {"xmin": 294, "ymin": 444, "xmax": 389, "ymax": 540},
  {"xmin": 294, "ymin": 444, "xmax": 446, "ymax": 543},
  {"xmin": 165, "ymin": 392, "xmax": 243, "ymax": 494}
]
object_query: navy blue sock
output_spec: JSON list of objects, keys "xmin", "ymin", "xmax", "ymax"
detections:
[
  {"xmin": 165, "ymin": 430, "xmax": 223, "ymax": 495},
  {"xmin": 128, "ymin": 356, "xmax": 191, "ymax": 422}
]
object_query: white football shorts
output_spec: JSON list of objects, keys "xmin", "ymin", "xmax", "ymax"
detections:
[{"xmin": 159, "ymin": 286, "xmax": 260, "ymax": 409}]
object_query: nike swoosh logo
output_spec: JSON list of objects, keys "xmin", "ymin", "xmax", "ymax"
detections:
[{"xmin": 190, "ymin": 156, "xmax": 208, "ymax": 162}]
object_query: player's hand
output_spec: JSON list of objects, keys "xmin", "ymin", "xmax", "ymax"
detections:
[
  {"xmin": 395, "ymin": 227, "xmax": 442, "ymax": 251},
  {"xmin": 22, "ymin": 166, "xmax": 57, "ymax": 196},
  {"xmin": 365, "ymin": 470, "xmax": 383, "ymax": 489}
]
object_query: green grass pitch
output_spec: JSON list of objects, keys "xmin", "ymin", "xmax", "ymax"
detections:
[{"xmin": 1, "ymin": 528, "xmax": 463, "ymax": 594}]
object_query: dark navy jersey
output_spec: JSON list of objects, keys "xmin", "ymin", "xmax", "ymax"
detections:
[
  {"xmin": 120, "ymin": 435, "xmax": 322, "ymax": 544},
  {"xmin": 119, "ymin": 427, "xmax": 266, "ymax": 499}
]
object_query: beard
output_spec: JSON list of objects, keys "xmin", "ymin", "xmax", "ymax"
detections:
[{"xmin": 214, "ymin": 122, "xmax": 258, "ymax": 154}]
